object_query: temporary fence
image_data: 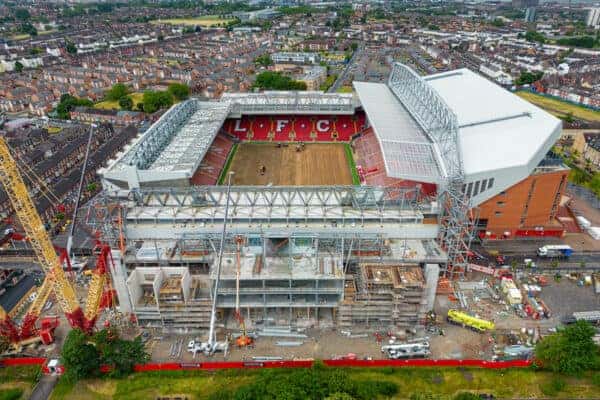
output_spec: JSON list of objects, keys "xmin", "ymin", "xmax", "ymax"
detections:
[{"xmin": 0, "ymin": 357, "xmax": 532, "ymax": 373}]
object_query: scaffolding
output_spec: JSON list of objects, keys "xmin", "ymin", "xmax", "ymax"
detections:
[{"xmin": 387, "ymin": 63, "xmax": 474, "ymax": 279}]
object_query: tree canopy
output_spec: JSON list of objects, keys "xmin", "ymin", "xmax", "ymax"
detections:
[
  {"xmin": 106, "ymin": 83, "xmax": 129, "ymax": 101},
  {"xmin": 209, "ymin": 364, "xmax": 398, "ymax": 400},
  {"xmin": 61, "ymin": 329, "xmax": 101, "ymax": 382},
  {"xmin": 254, "ymin": 54, "xmax": 273, "ymax": 68},
  {"xmin": 60, "ymin": 327, "xmax": 149, "ymax": 382},
  {"xmin": 167, "ymin": 83, "xmax": 190, "ymax": 101},
  {"xmin": 535, "ymin": 320, "xmax": 600, "ymax": 375},
  {"xmin": 55, "ymin": 94, "xmax": 93, "ymax": 119},
  {"xmin": 516, "ymin": 71, "xmax": 543, "ymax": 86},
  {"xmin": 253, "ymin": 71, "xmax": 307, "ymax": 91},
  {"xmin": 142, "ymin": 90, "xmax": 174, "ymax": 113},
  {"xmin": 118, "ymin": 96, "xmax": 133, "ymax": 111}
]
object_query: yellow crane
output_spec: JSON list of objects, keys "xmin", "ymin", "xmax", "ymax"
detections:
[{"xmin": 0, "ymin": 136, "xmax": 112, "ymax": 344}]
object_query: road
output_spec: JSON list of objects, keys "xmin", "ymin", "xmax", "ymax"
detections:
[
  {"xmin": 328, "ymin": 46, "xmax": 362, "ymax": 93},
  {"xmin": 29, "ymin": 375, "xmax": 58, "ymax": 400}
]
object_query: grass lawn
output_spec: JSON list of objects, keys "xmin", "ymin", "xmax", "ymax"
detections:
[
  {"xmin": 49, "ymin": 367, "xmax": 600, "ymax": 400},
  {"xmin": 150, "ymin": 15, "xmax": 236, "ymax": 27},
  {"xmin": 337, "ymin": 86, "xmax": 354, "ymax": 93},
  {"xmin": 9, "ymin": 34, "xmax": 30, "ymax": 41},
  {"xmin": 94, "ymin": 92, "xmax": 145, "ymax": 111},
  {"xmin": 516, "ymin": 91, "xmax": 600, "ymax": 122},
  {"xmin": 0, "ymin": 365, "xmax": 41, "ymax": 400}
]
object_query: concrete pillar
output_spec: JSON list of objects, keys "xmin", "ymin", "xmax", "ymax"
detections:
[
  {"xmin": 110, "ymin": 249, "xmax": 133, "ymax": 314},
  {"xmin": 424, "ymin": 264, "xmax": 440, "ymax": 313}
]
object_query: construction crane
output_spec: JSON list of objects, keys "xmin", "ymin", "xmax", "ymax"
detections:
[
  {"xmin": 0, "ymin": 136, "xmax": 113, "ymax": 347},
  {"xmin": 234, "ymin": 235, "xmax": 253, "ymax": 348}
]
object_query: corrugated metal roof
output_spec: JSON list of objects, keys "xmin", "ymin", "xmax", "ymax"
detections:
[{"xmin": 353, "ymin": 81, "xmax": 442, "ymax": 183}]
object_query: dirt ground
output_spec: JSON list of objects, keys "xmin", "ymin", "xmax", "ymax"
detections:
[
  {"xmin": 226, "ymin": 143, "xmax": 352, "ymax": 186},
  {"xmin": 147, "ymin": 329, "xmax": 383, "ymax": 362}
]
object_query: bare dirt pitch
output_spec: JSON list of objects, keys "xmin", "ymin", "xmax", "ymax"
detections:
[{"xmin": 226, "ymin": 143, "xmax": 353, "ymax": 186}]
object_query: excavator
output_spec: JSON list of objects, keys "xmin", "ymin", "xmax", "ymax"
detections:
[{"xmin": 0, "ymin": 136, "xmax": 114, "ymax": 350}]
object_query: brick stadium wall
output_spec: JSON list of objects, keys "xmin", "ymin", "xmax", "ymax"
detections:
[{"xmin": 478, "ymin": 169, "xmax": 569, "ymax": 237}]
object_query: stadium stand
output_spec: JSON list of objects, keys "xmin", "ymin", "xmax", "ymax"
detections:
[
  {"xmin": 222, "ymin": 113, "xmax": 367, "ymax": 143},
  {"xmin": 190, "ymin": 133, "xmax": 235, "ymax": 185},
  {"xmin": 353, "ymin": 128, "xmax": 436, "ymax": 197}
]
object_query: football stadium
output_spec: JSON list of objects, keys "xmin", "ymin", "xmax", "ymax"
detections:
[{"xmin": 98, "ymin": 63, "xmax": 565, "ymax": 330}]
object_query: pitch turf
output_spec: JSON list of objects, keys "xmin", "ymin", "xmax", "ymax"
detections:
[{"xmin": 223, "ymin": 143, "xmax": 353, "ymax": 186}]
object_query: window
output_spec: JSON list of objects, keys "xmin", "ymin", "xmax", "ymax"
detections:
[
  {"xmin": 495, "ymin": 211, "xmax": 502, "ymax": 217},
  {"xmin": 497, "ymin": 201, "xmax": 505, "ymax": 207},
  {"xmin": 473, "ymin": 181, "xmax": 480, "ymax": 196},
  {"xmin": 488, "ymin": 178, "xmax": 495, "ymax": 190},
  {"xmin": 466, "ymin": 182, "xmax": 473, "ymax": 197},
  {"xmin": 480, "ymin": 179, "xmax": 487, "ymax": 193}
]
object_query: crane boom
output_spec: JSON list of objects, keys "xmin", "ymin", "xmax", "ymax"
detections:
[{"xmin": 0, "ymin": 138, "xmax": 85, "ymax": 330}]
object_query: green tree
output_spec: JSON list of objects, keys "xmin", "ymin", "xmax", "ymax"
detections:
[
  {"xmin": 14, "ymin": 61, "xmax": 23, "ymax": 73},
  {"xmin": 55, "ymin": 94, "xmax": 93, "ymax": 119},
  {"xmin": 118, "ymin": 96, "xmax": 133, "ymax": 110},
  {"xmin": 61, "ymin": 329, "xmax": 100, "ymax": 382},
  {"xmin": 350, "ymin": 42, "xmax": 358, "ymax": 51},
  {"xmin": 454, "ymin": 393, "xmax": 481, "ymax": 400},
  {"xmin": 491, "ymin": 18, "xmax": 505, "ymax": 27},
  {"xmin": 106, "ymin": 83, "xmax": 129, "ymax": 101},
  {"xmin": 65, "ymin": 41, "xmax": 77, "ymax": 54},
  {"xmin": 20, "ymin": 22, "xmax": 37, "ymax": 36},
  {"xmin": 253, "ymin": 71, "xmax": 307, "ymax": 91},
  {"xmin": 142, "ymin": 90, "xmax": 173, "ymax": 113},
  {"xmin": 15, "ymin": 8, "xmax": 30, "ymax": 20},
  {"xmin": 93, "ymin": 328, "xmax": 149, "ymax": 378},
  {"xmin": 167, "ymin": 83, "xmax": 190, "ymax": 101},
  {"xmin": 255, "ymin": 53, "xmax": 273, "ymax": 67},
  {"xmin": 535, "ymin": 320, "xmax": 600, "ymax": 374},
  {"xmin": 524, "ymin": 30, "xmax": 546, "ymax": 44}
]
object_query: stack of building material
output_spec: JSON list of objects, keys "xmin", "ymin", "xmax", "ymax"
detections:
[{"xmin": 501, "ymin": 278, "xmax": 522, "ymax": 305}]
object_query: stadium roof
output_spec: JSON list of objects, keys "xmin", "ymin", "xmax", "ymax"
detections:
[
  {"xmin": 102, "ymin": 100, "xmax": 230, "ymax": 188},
  {"xmin": 353, "ymin": 81, "xmax": 442, "ymax": 182},
  {"xmin": 423, "ymin": 68, "xmax": 561, "ymax": 178},
  {"xmin": 222, "ymin": 91, "xmax": 356, "ymax": 115},
  {"xmin": 355, "ymin": 65, "xmax": 562, "ymax": 203}
]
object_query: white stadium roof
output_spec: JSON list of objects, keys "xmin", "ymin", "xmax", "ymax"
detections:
[
  {"xmin": 423, "ymin": 69, "xmax": 561, "ymax": 179},
  {"xmin": 353, "ymin": 81, "xmax": 442, "ymax": 182},
  {"xmin": 355, "ymin": 66, "xmax": 562, "ymax": 205}
]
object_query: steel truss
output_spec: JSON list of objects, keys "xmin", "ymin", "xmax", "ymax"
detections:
[
  {"xmin": 222, "ymin": 91, "xmax": 356, "ymax": 115},
  {"xmin": 117, "ymin": 100, "xmax": 230, "ymax": 171},
  {"xmin": 126, "ymin": 185, "xmax": 427, "ymax": 212},
  {"xmin": 388, "ymin": 63, "xmax": 474, "ymax": 279}
]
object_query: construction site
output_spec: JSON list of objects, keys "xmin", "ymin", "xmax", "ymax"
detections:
[{"xmin": 1, "ymin": 63, "xmax": 581, "ymax": 361}]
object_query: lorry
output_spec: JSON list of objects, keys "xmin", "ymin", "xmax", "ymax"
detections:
[
  {"xmin": 447, "ymin": 309, "xmax": 495, "ymax": 333},
  {"xmin": 536, "ymin": 245, "xmax": 573, "ymax": 258}
]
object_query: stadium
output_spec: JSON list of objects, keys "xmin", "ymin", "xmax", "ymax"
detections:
[{"xmin": 98, "ymin": 63, "xmax": 564, "ymax": 331}]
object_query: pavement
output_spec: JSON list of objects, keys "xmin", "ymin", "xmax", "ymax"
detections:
[
  {"xmin": 328, "ymin": 46, "xmax": 362, "ymax": 93},
  {"xmin": 29, "ymin": 375, "xmax": 58, "ymax": 400}
]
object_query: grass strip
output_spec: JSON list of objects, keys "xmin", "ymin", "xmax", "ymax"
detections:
[{"xmin": 217, "ymin": 142, "xmax": 238, "ymax": 185}]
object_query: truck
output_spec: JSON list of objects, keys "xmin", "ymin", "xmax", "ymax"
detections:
[
  {"xmin": 447, "ymin": 309, "xmax": 495, "ymax": 333},
  {"xmin": 537, "ymin": 245, "xmax": 573, "ymax": 258}
]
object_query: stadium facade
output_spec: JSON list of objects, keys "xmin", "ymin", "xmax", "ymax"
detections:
[{"xmin": 98, "ymin": 63, "xmax": 564, "ymax": 330}]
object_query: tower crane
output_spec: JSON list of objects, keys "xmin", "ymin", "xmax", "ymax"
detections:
[{"xmin": 0, "ymin": 136, "xmax": 113, "ymax": 347}]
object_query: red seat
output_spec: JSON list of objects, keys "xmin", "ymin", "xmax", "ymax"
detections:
[
  {"xmin": 271, "ymin": 117, "xmax": 293, "ymax": 141},
  {"xmin": 293, "ymin": 116, "xmax": 314, "ymax": 142},
  {"xmin": 335, "ymin": 115, "xmax": 355, "ymax": 141},
  {"xmin": 250, "ymin": 116, "xmax": 272, "ymax": 141}
]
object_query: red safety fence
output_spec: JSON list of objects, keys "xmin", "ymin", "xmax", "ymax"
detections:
[
  {"xmin": 0, "ymin": 357, "xmax": 47, "ymax": 366},
  {"xmin": 323, "ymin": 359, "xmax": 532, "ymax": 368},
  {"xmin": 133, "ymin": 360, "xmax": 314, "ymax": 372}
]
